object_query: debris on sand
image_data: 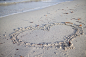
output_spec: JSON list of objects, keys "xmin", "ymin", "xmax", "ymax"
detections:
[{"xmin": 63, "ymin": 13, "xmax": 68, "ymax": 14}]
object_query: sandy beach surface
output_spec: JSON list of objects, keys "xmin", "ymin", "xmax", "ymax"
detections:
[{"xmin": 0, "ymin": 0, "xmax": 86, "ymax": 57}]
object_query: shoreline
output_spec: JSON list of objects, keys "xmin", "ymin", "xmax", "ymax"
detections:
[
  {"xmin": 0, "ymin": 2, "xmax": 58, "ymax": 18},
  {"xmin": 0, "ymin": 0, "xmax": 41, "ymax": 6},
  {"xmin": 0, "ymin": 0, "xmax": 72, "ymax": 18},
  {"xmin": 0, "ymin": 0, "xmax": 86, "ymax": 57}
]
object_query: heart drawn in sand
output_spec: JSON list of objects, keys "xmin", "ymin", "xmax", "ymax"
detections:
[
  {"xmin": 17, "ymin": 25, "xmax": 74, "ymax": 44},
  {"xmin": 10, "ymin": 22, "xmax": 83, "ymax": 50}
]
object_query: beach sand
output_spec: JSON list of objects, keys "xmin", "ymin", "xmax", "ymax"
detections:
[{"xmin": 0, "ymin": 0, "xmax": 86, "ymax": 57}]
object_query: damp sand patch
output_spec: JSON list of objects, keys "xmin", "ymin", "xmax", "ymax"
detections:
[{"xmin": 10, "ymin": 22, "xmax": 84, "ymax": 50}]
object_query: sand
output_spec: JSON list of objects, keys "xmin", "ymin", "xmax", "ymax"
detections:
[{"xmin": 0, "ymin": 0, "xmax": 86, "ymax": 57}]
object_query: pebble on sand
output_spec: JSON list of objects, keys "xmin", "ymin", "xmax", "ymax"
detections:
[
  {"xmin": 70, "ymin": 11, "xmax": 73, "ymax": 13},
  {"xmin": 3, "ymin": 34, "xmax": 6, "ymax": 37},
  {"xmin": 30, "ymin": 22, "xmax": 33, "ymax": 23}
]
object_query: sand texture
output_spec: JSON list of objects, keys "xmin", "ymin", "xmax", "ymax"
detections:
[{"xmin": 0, "ymin": 0, "xmax": 86, "ymax": 57}]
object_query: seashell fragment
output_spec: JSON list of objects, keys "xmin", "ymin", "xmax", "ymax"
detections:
[
  {"xmin": 54, "ymin": 23, "xmax": 57, "ymax": 25},
  {"xmin": 77, "ymin": 18, "xmax": 81, "ymax": 20},
  {"xmin": 43, "ymin": 44, "xmax": 47, "ymax": 47},
  {"xmin": 70, "ymin": 11, "xmax": 73, "ymax": 13},
  {"xmin": 13, "ymin": 41, "xmax": 16, "ymax": 44},
  {"xmin": 68, "ymin": 41, "xmax": 71, "ymax": 46},
  {"xmin": 64, "ymin": 13, "xmax": 68, "ymax": 14},
  {"xmin": 37, "ymin": 44, "xmax": 43, "ymax": 45},
  {"xmin": 47, "ymin": 27, "xmax": 50, "ymax": 31},
  {"xmin": 48, "ymin": 44, "xmax": 51, "ymax": 46},
  {"xmin": 27, "ymin": 27, "xmax": 30, "ymax": 29},
  {"xmin": 65, "ymin": 22, "xmax": 73, "ymax": 24},
  {"xmin": 36, "ymin": 25, "xmax": 39, "ymax": 27},
  {"xmin": 3, "ymin": 34, "xmax": 6, "ymax": 37},
  {"xmin": 14, "ymin": 29, "xmax": 19, "ymax": 31},
  {"xmin": 59, "ymin": 46, "xmax": 62, "ymax": 49},
  {"xmin": 51, "ymin": 44, "xmax": 55, "ymax": 46},
  {"xmin": 79, "ymin": 24, "xmax": 82, "ymax": 26},
  {"xmin": 44, "ymin": 15, "xmax": 47, "ymax": 16},
  {"xmin": 25, "ymin": 43, "xmax": 30, "ymax": 45},
  {"xmin": 31, "ymin": 44, "xmax": 35, "ymax": 46},
  {"xmin": 50, "ymin": 24, "xmax": 54, "ymax": 26},
  {"xmin": 54, "ymin": 43, "xmax": 58, "ymax": 46},
  {"xmin": 30, "ymin": 22, "xmax": 33, "ymax": 23},
  {"xmin": 11, "ymin": 37, "xmax": 16, "ymax": 40},
  {"xmin": 56, "ymin": 45, "xmax": 60, "ymax": 48}
]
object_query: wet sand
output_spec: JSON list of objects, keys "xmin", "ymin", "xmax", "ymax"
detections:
[{"xmin": 0, "ymin": 0, "xmax": 86, "ymax": 57}]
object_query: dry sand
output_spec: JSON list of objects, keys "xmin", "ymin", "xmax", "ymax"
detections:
[{"xmin": 0, "ymin": 0, "xmax": 86, "ymax": 57}]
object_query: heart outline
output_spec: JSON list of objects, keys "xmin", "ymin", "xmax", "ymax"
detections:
[{"xmin": 10, "ymin": 22, "xmax": 83, "ymax": 50}]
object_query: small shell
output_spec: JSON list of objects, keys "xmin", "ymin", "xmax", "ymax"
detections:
[
  {"xmin": 44, "ymin": 15, "xmax": 47, "ymax": 16},
  {"xmin": 67, "ymin": 37, "xmax": 70, "ymax": 38},
  {"xmin": 64, "ymin": 13, "xmax": 68, "ymax": 14},
  {"xmin": 59, "ymin": 46, "xmax": 62, "ymax": 49},
  {"xmin": 36, "ymin": 25, "xmax": 39, "ymax": 27},
  {"xmin": 14, "ymin": 29, "xmax": 19, "ymax": 31},
  {"xmin": 31, "ymin": 28, "xmax": 34, "ymax": 30},
  {"xmin": 50, "ymin": 24, "xmax": 54, "ymax": 26},
  {"xmin": 19, "ymin": 40, "xmax": 22, "ymax": 42},
  {"xmin": 65, "ymin": 22, "xmax": 73, "ymax": 24},
  {"xmin": 27, "ymin": 27, "xmax": 30, "ymax": 29},
  {"xmin": 31, "ymin": 44, "xmax": 35, "ymax": 46},
  {"xmin": 54, "ymin": 43, "xmax": 58, "ymax": 46},
  {"xmin": 25, "ymin": 43, "xmax": 30, "ymax": 45},
  {"xmin": 78, "ymin": 18, "xmax": 81, "ymax": 20},
  {"xmin": 47, "ymin": 27, "xmax": 50, "ymax": 30},
  {"xmin": 43, "ymin": 44, "xmax": 47, "ymax": 47},
  {"xmin": 51, "ymin": 44, "xmax": 55, "ymax": 46},
  {"xmin": 60, "ymin": 23, "xmax": 63, "ymax": 25},
  {"xmin": 44, "ymin": 24, "xmax": 48, "ymax": 27},
  {"xmin": 37, "ymin": 44, "xmax": 43, "ymax": 45},
  {"xmin": 58, "ymin": 23, "xmax": 60, "ymax": 25},
  {"xmin": 54, "ymin": 23, "xmax": 57, "ymax": 25},
  {"xmin": 70, "ymin": 11, "xmax": 73, "ymax": 13},
  {"xmin": 11, "ymin": 37, "xmax": 16, "ymax": 40},
  {"xmin": 48, "ymin": 44, "xmax": 51, "ymax": 46},
  {"xmin": 56, "ymin": 45, "xmax": 60, "ymax": 48},
  {"xmin": 79, "ymin": 24, "xmax": 82, "ymax": 26},
  {"xmin": 3, "ymin": 34, "xmax": 6, "ymax": 37},
  {"xmin": 13, "ymin": 42, "xmax": 16, "ymax": 44},
  {"xmin": 20, "ymin": 28, "xmax": 23, "ymax": 30},
  {"xmin": 30, "ymin": 22, "xmax": 33, "ymax": 23}
]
